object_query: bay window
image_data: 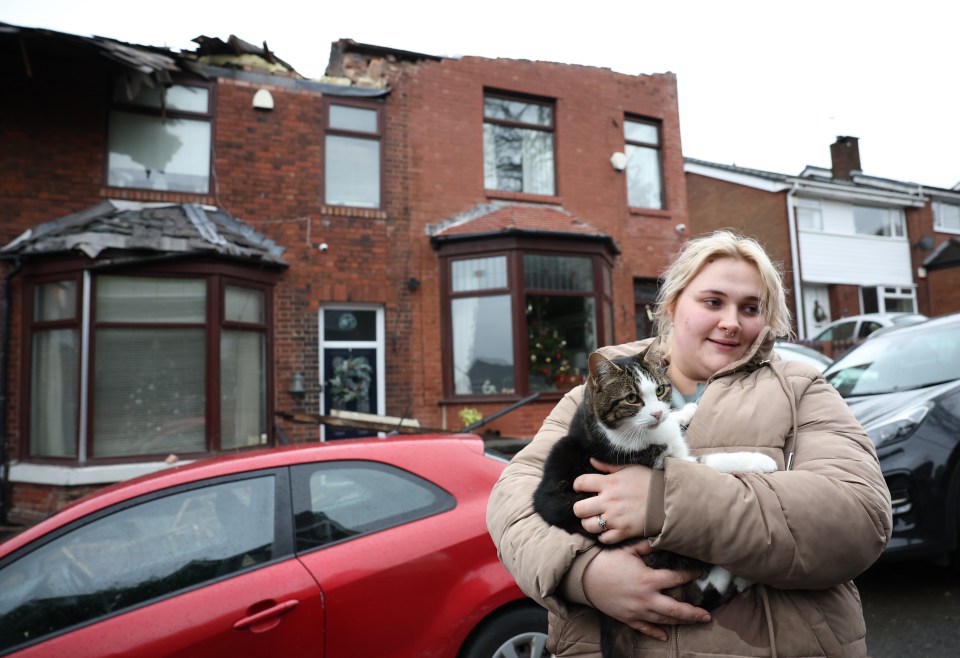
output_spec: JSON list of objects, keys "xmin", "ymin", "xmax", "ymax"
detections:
[
  {"xmin": 444, "ymin": 242, "xmax": 613, "ymax": 398},
  {"xmin": 25, "ymin": 268, "xmax": 273, "ymax": 462}
]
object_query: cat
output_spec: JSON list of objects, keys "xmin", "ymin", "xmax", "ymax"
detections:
[{"xmin": 533, "ymin": 347, "xmax": 777, "ymax": 656}]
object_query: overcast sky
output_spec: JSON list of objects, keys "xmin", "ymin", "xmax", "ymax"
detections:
[{"xmin": 4, "ymin": 0, "xmax": 958, "ymax": 189}]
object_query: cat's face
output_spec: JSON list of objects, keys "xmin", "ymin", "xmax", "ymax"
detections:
[{"xmin": 587, "ymin": 351, "xmax": 674, "ymax": 447}]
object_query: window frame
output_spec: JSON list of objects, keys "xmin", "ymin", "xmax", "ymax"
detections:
[
  {"xmin": 104, "ymin": 78, "xmax": 215, "ymax": 195},
  {"xmin": 438, "ymin": 237, "xmax": 614, "ymax": 401},
  {"xmin": 0, "ymin": 468, "xmax": 291, "ymax": 654},
  {"xmin": 482, "ymin": 90, "xmax": 558, "ymax": 197},
  {"xmin": 322, "ymin": 97, "xmax": 385, "ymax": 209},
  {"xmin": 933, "ymin": 200, "xmax": 960, "ymax": 234},
  {"xmin": 851, "ymin": 204, "xmax": 905, "ymax": 238},
  {"xmin": 623, "ymin": 116, "xmax": 665, "ymax": 210},
  {"xmin": 291, "ymin": 460, "xmax": 455, "ymax": 553},
  {"xmin": 19, "ymin": 259, "xmax": 278, "ymax": 465}
]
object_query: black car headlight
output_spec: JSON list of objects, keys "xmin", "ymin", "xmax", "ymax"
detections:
[{"xmin": 863, "ymin": 402, "xmax": 933, "ymax": 449}]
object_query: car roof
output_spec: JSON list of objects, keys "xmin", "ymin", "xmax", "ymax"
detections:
[
  {"xmin": 830, "ymin": 312, "xmax": 924, "ymax": 323},
  {"xmin": 1, "ymin": 433, "xmax": 487, "ymax": 551}
]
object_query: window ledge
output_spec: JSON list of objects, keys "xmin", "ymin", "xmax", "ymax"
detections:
[
  {"xmin": 485, "ymin": 190, "xmax": 561, "ymax": 205},
  {"xmin": 628, "ymin": 206, "xmax": 672, "ymax": 219},
  {"xmin": 320, "ymin": 205, "xmax": 387, "ymax": 219},
  {"xmin": 7, "ymin": 460, "xmax": 193, "ymax": 487}
]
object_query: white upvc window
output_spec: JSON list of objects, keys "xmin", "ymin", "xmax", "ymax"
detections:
[{"xmin": 933, "ymin": 201, "xmax": 960, "ymax": 233}]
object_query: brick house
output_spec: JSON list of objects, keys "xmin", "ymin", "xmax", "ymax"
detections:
[
  {"xmin": 685, "ymin": 136, "xmax": 960, "ymax": 339},
  {"xmin": 0, "ymin": 25, "xmax": 689, "ymax": 523}
]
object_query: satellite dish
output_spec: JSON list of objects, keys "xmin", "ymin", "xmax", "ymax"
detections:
[{"xmin": 916, "ymin": 235, "xmax": 935, "ymax": 251}]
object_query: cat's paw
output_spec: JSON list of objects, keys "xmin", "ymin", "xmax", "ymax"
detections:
[
  {"xmin": 701, "ymin": 451, "xmax": 777, "ymax": 474},
  {"xmin": 674, "ymin": 402, "xmax": 698, "ymax": 428}
]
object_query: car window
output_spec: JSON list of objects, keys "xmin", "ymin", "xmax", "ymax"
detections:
[
  {"xmin": 825, "ymin": 323, "xmax": 960, "ymax": 396},
  {"xmin": 0, "ymin": 475, "xmax": 276, "ymax": 653},
  {"xmin": 292, "ymin": 461, "xmax": 455, "ymax": 552},
  {"xmin": 858, "ymin": 321, "xmax": 883, "ymax": 338},
  {"xmin": 817, "ymin": 321, "xmax": 855, "ymax": 341}
]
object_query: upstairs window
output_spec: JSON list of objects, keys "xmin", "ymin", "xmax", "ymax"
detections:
[
  {"xmin": 933, "ymin": 201, "xmax": 960, "ymax": 233},
  {"xmin": 325, "ymin": 101, "xmax": 382, "ymax": 208},
  {"xmin": 107, "ymin": 82, "xmax": 212, "ymax": 193},
  {"xmin": 795, "ymin": 202, "xmax": 823, "ymax": 231},
  {"xmin": 853, "ymin": 205, "xmax": 904, "ymax": 237},
  {"xmin": 624, "ymin": 118, "xmax": 664, "ymax": 209},
  {"xmin": 483, "ymin": 93, "xmax": 556, "ymax": 196}
]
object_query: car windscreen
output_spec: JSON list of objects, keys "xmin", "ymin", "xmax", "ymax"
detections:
[{"xmin": 824, "ymin": 323, "xmax": 960, "ymax": 397}]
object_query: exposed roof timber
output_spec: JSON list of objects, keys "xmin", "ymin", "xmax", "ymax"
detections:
[{"xmin": 1, "ymin": 21, "xmax": 390, "ymax": 98}]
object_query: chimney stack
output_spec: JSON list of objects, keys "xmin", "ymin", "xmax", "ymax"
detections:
[{"xmin": 830, "ymin": 136, "xmax": 862, "ymax": 181}]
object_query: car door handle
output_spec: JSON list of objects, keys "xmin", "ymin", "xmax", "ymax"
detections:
[{"xmin": 234, "ymin": 599, "xmax": 301, "ymax": 631}]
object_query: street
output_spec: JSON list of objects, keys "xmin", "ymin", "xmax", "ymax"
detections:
[{"xmin": 857, "ymin": 559, "xmax": 960, "ymax": 657}]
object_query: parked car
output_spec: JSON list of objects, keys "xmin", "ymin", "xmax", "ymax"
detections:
[
  {"xmin": 810, "ymin": 312, "xmax": 928, "ymax": 343},
  {"xmin": 774, "ymin": 341, "xmax": 833, "ymax": 372},
  {"xmin": 822, "ymin": 313, "xmax": 960, "ymax": 566},
  {"xmin": 0, "ymin": 434, "xmax": 549, "ymax": 658}
]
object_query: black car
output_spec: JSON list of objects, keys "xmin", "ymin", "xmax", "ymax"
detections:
[{"xmin": 822, "ymin": 313, "xmax": 960, "ymax": 566}]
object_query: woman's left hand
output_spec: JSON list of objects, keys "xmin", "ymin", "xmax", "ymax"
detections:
[{"xmin": 573, "ymin": 459, "xmax": 654, "ymax": 544}]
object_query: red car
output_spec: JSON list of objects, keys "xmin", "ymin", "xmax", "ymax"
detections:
[{"xmin": 0, "ymin": 434, "xmax": 549, "ymax": 657}]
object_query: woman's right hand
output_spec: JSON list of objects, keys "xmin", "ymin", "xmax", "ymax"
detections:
[{"xmin": 582, "ymin": 539, "xmax": 711, "ymax": 641}]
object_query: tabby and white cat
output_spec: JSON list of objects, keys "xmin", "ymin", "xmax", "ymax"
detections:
[{"xmin": 533, "ymin": 348, "xmax": 776, "ymax": 656}]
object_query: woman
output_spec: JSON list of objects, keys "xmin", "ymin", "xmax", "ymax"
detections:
[{"xmin": 487, "ymin": 230, "xmax": 892, "ymax": 657}]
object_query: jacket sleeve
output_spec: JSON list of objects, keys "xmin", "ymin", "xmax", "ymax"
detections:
[
  {"xmin": 651, "ymin": 368, "xmax": 893, "ymax": 590},
  {"xmin": 486, "ymin": 385, "xmax": 602, "ymax": 616}
]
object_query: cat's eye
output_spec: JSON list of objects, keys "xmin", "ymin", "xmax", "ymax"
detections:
[
  {"xmin": 655, "ymin": 384, "xmax": 666, "ymax": 397},
  {"xmin": 625, "ymin": 393, "xmax": 639, "ymax": 404}
]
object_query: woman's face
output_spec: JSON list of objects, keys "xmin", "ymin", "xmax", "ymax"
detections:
[{"xmin": 667, "ymin": 257, "xmax": 766, "ymax": 394}]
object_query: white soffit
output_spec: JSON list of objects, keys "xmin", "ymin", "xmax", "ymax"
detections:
[{"xmin": 684, "ymin": 161, "xmax": 791, "ymax": 193}]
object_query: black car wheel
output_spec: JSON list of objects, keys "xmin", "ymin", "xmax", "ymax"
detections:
[{"xmin": 460, "ymin": 605, "xmax": 550, "ymax": 658}]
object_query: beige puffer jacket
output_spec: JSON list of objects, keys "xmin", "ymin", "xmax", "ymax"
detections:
[{"xmin": 487, "ymin": 329, "xmax": 892, "ymax": 657}]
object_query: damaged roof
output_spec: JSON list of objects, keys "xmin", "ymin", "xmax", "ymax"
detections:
[
  {"xmin": 1, "ymin": 201, "xmax": 287, "ymax": 268},
  {"xmin": 1, "ymin": 21, "xmax": 389, "ymax": 98}
]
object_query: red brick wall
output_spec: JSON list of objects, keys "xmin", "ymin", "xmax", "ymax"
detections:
[
  {"xmin": 387, "ymin": 56, "xmax": 688, "ymax": 436},
  {"xmin": 2, "ymin": 42, "xmax": 688, "ymax": 517},
  {"xmin": 684, "ymin": 173, "xmax": 796, "ymax": 330},
  {"xmin": 927, "ymin": 267, "xmax": 960, "ymax": 316}
]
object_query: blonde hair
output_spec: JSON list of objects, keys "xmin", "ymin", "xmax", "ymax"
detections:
[{"xmin": 654, "ymin": 229, "xmax": 793, "ymax": 338}]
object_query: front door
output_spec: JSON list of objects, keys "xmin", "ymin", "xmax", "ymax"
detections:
[{"xmin": 320, "ymin": 306, "xmax": 384, "ymax": 440}]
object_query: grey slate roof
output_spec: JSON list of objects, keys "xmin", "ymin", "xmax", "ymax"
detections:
[{"xmin": 1, "ymin": 201, "xmax": 287, "ymax": 267}]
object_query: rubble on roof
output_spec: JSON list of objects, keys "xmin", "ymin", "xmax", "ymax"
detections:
[
  {"xmin": 1, "ymin": 201, "xmax": 287, "ymax": 266},
  {"xmin": 193, "ymin": 34, "xmax": 298, "ymax": 75}
]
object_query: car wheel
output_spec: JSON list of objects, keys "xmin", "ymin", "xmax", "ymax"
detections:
[{"xmin": 460, "ymin": 605, "xmax": 550, "ymax": 658}]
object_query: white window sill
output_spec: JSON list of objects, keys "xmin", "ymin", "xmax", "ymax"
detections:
[{"xmin": 7, "ymin": 461, "xmax": 192, "ymax": 487}]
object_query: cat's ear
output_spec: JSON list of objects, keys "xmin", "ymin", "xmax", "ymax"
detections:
[
  {"xmin": 637, "ymin": 345, "xmax": 664, "ymax": 372},
  {"xmin": 588, "ymin": 351, "xmax": 618, "ymax": 382}
]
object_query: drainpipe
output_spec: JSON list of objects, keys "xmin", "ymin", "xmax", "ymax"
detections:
[
  {"xmin": 785, "ymin": 182, "xmax": 805, "ymax": 337},
  {"xmin": 0, "ymin": 256, "xmax": 24, "ymax": 525}
]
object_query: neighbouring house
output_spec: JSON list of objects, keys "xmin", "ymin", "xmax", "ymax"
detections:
[
  {"xmin": 0, "ymin": 24, "xmax": 689, "ymax": 523},
  {"xmin": 685, "ymin": 136, "xmax": 960, "ymax": 339}
]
